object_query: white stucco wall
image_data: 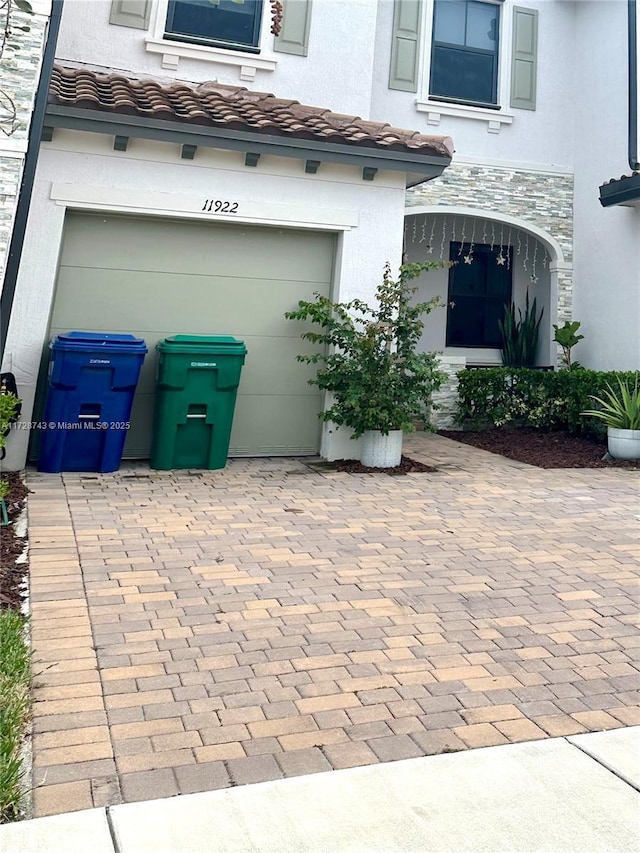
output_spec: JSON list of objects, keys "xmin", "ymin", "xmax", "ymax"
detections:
[
  {"xmin": 571, "ymin": 0, "xmax": 640, "ymax": 370},
  {"xmin": 1, "ymin": 130, "xmax": 408, "ymax": 468},
  {"xmin": 371, "ymin": 0, "xmax": 576, "ymax": 169},
  {"xmin": 56, "ymin": 0, "xmax": 378, "ymax": 116},
  {"xmin": 370, "ymin": 0, "xmax": 638, "ymax": 371}
]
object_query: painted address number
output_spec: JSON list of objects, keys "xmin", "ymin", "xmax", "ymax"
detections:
[{"xmin": 202, "ymin": 199, "xmax": 239, "ymax": 214}]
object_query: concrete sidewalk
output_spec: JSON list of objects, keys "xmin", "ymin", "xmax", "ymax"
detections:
[{"xmin": 2, "ymin": 728, "xmax": 639, "ymax": 853}]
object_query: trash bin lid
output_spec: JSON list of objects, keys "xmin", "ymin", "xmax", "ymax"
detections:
[
  {"xmin": 157, "ymin": 335, "xmax": 247, "ymax": 355},
  {"xmin": 52, "ymin": 332, "xmax": 148, "ymax": 354}
]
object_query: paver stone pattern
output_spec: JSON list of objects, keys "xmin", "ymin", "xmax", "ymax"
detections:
[{"xmin": 26, "ymin": 434, "xmax": 640, "ymax": 816}]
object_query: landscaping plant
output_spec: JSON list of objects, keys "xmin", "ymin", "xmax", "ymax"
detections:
[
  {"xmin": 553, "ymin": 320, "xmax": 584, "ymax": 370},
  {"xmin": 0, "ymin": 387, "xmax": 28, "ymax": 822},
  {"xmin": 286, "ymin": 261, "xmax": 446, "ymax": 438},
  {"xmin": 0, "ymin": 389, "xmax": 20, "ymax": 500},
  {"xmin": 582, "ymin": 375, "xmax": 640, "ymax": 430},
  {"xmin": 455, "ymin": 367, "xmax": 640, "ymax": 436},
  {"xmin": 498, "ymin": 290, "xmax": 544, "ymax": 368}
]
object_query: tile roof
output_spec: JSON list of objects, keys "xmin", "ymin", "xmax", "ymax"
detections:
[{"xmin": 49, "ymin": 64, "xmax": 454, "ymax": 161}]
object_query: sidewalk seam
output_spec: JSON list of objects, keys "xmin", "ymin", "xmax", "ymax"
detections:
[
  {"xmin": 105, "ymin": 806, "xmax": 121, "ymax": 853},
  {"xmin": 566, "ymin": 737, "xmax": 640, "ymax": 794}
]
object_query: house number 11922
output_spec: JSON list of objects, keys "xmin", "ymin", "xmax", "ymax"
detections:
[{"xmin": 202, "ymin": 199, "xmax": 239, "ymax": 213}]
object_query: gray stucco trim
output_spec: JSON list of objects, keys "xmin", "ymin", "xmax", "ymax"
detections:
[{"xmin": 43, "ymin": 105, "xmax": 452, "ymax": 186}]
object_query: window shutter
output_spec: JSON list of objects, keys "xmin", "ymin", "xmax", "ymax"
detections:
[
  {"xmin": 109, "ymin": 0, "xmax": 151, "ymax": 29},
  {"xmin": 389, "ymin": 0, "xmax": 423, "ymax": 93},
  {"xmin": 275, "ymin": 0, "xmax": 313, "ymax": 57},
  {"xmin": 510, "ymin": 6, "xmax": 538, "ymax": 110}
]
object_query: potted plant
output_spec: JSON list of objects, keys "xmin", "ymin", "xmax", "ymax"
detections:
[
  {"xmin": 285, "ymin": 261, "xmax": 446, "ymax": 467},
  {"xmin": 582, "ymin": 375, "xmax": 640, "ymax": 459}
]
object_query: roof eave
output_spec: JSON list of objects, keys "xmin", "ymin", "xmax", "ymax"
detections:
[
  {"xmin": 599, "ymin": 173, "xmax": 640, "ymax": 208},
  {"xmin": 44, "ymin": 104, "xmax": 452, "ymax": 187}
]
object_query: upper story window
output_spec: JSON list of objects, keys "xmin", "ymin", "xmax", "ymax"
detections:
[
  {"xmin": 389, "ymin": 1, "xmax": 538, "ymax": 132},
  {"xmin": 430, "ymin": 0, "xmax": 500, "ymax": 107},
  {"xmin": 165, "ymin": 0, "xmax": 263, "ymax": 53}
]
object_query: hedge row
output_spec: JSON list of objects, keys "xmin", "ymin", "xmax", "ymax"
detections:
[{"xmin": 454, "ymin": 367, "xmax": 640, "ymax": 436}]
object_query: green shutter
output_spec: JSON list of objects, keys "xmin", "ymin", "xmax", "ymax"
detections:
[
  {"xmin": 275, "ymin": 0, "xmax": 313, "ymax": 57},
  {"xmin": 510, "ymin": 6, "xmax": 538, "ymax": 110},
  {"xmin": 389, "ymin": 0, "xmax": 423, "ymax": 92},
  {"xmin": 109, "ymin": 0, "xmax": 152, "ymax": 30}
]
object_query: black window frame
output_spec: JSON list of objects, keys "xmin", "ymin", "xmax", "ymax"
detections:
[
  {"xmin": 429, "ymin": 0, "xmax": 501, "ymax": 109},
  {"xmin": 445, "ymin": 241, "xmax": 513, "ymax": 349},
  {"xmin": 165, "ymin": 0, "xmax": 263, "ymax": 53}
]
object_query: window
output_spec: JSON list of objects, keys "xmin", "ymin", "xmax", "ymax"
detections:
[
  {"xmin": 165, "ymin": 0, "xmax": 263, "ymax": 52},
  {"xmin": 446, "ymin": 242, "xmax": 512, "ymax": 348},
  {"xmin": 430, "ymin": 0, "xmax": 500, "ymax": 107}
]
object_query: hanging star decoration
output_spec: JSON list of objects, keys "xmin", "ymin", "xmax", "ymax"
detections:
[
  {"xmin": 426, "ymin": 243, "xmax": 434, "ymax": 254},
  {"xmin": 530, "ymin": 274, "xmax": 538, "ymax": 283},
  {"xmin": 496, "ymin": 254, "xmax": 506, "ymax": 266},
  {"xmin": 463, "ymin": 254, "xmax": 473, "ymax": 264}
]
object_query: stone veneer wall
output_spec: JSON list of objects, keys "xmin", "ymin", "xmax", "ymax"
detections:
[
  {"xmin": 0, "ymin": 4, "xmax": 49, "ymax": 286},
  {"xmin": 431, "ymin": 355, "xmax": 466, "ymax": 430},
  {"xmin": 406, "ymin": 162, "xmax": 575, "ymax": 324}
]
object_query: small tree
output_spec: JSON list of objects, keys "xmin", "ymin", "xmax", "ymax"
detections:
[
  {"xmin": 553, "ymin": 320, "xmax": 584, "ymax": 370},
  {"xmin": 285, "ymin": 261, "xmax": 446, "ymax": 439}
]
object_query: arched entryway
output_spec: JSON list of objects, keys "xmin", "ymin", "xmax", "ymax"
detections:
[{"xmin": 403, "ymin": 205, "xmax": 571, "ymax": 427}]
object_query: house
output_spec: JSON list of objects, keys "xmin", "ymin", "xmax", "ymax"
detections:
[
  {"xmin": 385, "ymin": 0, "xmax": 639, "ymax": 424},
  {"xmin": 1, "ymin": 0, "xmax": 638, "ymax": 471}
]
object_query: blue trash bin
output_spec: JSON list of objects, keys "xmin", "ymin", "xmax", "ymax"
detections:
[{"xmin": 38, "ymin": 332, "xmax": 147, "ymax": 473}]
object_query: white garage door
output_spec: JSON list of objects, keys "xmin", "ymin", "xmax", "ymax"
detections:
[{"xmin": 45, "ymin": 212, "xmax": 336, "ymax": 457}]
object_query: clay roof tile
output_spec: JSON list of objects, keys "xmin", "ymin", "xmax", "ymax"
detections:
[{"xmin": 49, "ymin": 64, "xmax": 454, "ymax": 161}]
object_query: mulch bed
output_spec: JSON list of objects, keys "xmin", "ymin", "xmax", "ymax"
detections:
[
  {"xmin": 330, "ymin": 456, "xmax": 436, "ymax": 475},
  {"xmin": 0, "ymin": 473, "xmax": 29, "ymax": 610},
  {"xmin": 440, "ymin": 428, "xmax": 639, "ymax": 470}
]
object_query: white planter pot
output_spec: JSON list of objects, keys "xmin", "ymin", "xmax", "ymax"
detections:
[
  {"xmin": 607, "ymin": 427, "xmax": 640, "ymax": 460},
  {"xmin": 360, "ymin": 430, "xmax": 403, "ymax": 468}
]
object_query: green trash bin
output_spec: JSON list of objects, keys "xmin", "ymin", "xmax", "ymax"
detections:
[{"xmin": 150, "ymin": 335, "xmax": 247, "ymax": 470}]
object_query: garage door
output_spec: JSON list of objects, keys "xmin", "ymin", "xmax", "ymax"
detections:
[{"xmin": 44, "ymin": 212, "xmax": 335, "ymax": 458}]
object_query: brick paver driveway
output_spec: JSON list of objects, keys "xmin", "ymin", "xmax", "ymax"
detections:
[{"xmin": 26, "ymin": 434, "xmax": 640, "ymax": 816}]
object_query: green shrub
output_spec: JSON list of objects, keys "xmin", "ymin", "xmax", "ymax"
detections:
[
  {"xmin": 0, "ymin": 391, "xmax": 20, "ymax": 503},
  {"xmin": 0, "ymin": 392, "xmax": 20, "ymax": 452},
  {"xmin": 455, "ymin": 367, "xmax": 640, "ymax": 436}
]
